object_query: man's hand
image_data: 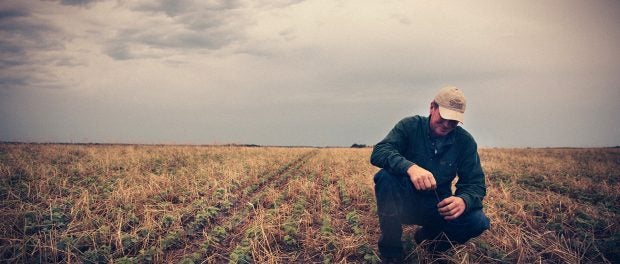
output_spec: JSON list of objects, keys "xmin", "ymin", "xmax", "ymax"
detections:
[
  {"xmin": 437, "ymin": 196, "xmax": 466, "ymax": 220},
  {"xmin": 407, "ymin": 164, "xmax": 436, "ymax": 191}
]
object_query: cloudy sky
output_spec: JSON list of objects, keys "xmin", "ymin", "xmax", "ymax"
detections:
[{"xmin": 1, "ymin": 0, "xmax": 619, "ymax": 147}]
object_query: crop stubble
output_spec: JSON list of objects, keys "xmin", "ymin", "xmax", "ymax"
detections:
[{"xmin": 0, "ymin": 144, "xmax": 618, "ymax": 263}]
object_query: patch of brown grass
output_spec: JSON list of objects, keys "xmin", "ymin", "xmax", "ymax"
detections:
[{"xmin": 1, "ymin": 144, "xmax": 618, "ymax": 263}]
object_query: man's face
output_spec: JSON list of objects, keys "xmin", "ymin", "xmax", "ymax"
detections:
[{"xmin": 429, "ymin": 103, "xmax": 459, "ymax": 137}]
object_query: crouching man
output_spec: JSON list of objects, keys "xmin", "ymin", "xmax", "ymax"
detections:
[{"xmin": 370, "ymin": 87, "xmax": 490, "ymax": 263}]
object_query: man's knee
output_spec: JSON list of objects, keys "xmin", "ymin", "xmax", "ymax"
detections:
[
  {"xmin": 374, "ymin": 169, "xmax": 411, "ymax": 217},
  {"xmin": 443, "ymin": 209, "xmax": 490, "ymax": 243},
  {"xmin": 374, "ymin": 169, "xmax": 413, "ymax": 190},
  {"xmin": 374, "ymin": 169, "xmax": 397, "ymax": 185}
]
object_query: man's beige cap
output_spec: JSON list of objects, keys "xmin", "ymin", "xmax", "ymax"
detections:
[{"xmin": 434, "ymin": 86, "xmax": 466, "ymax": 123}]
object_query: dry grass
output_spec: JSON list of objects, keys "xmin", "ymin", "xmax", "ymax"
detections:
[{"xmin": 0, "ymin": 144, "xmax": 618, "ymax": 263}]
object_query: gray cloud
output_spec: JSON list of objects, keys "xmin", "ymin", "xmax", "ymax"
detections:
[
  {"xmin": 0, "ymin": 3, "xmax": 68, "ymax": 90},
  {"xmin": 0, "ymin": 7, "xmax": 27, "ymax": 19},
  {"xmin": 132, "ymin": 0, "xmax": 193, "ymax": 16},
  {"xmin": 101, "ymin": 0, "xmax": 251, "ymax": 60},
  {"xmin": 254, "ymin": 0, "xmax": 306, "ymax": 8},
  {"xmin": 60, "ymin": 0, "xmax": 99, "ymax": 7},
  {"xmin": 0, "ymin": 41, "xmax": 25, "ymax": 69},
  {"xmin": 133, "ymin": 0, "xmax": 243, "ymax": 16},
  {"xmin": 0, "ymin": 6, "xmax": 54, "ymax": 50},
  {"xmin": 103, "ymin": 43, "xmax": 132, "ymax": 60},
  {"xmin": 0, "ymin": 77, "xmax": 26, "ymax": 87},
  {"xmin": 131, "ymin": 25, "xmax": 237, "ymax": 50}
]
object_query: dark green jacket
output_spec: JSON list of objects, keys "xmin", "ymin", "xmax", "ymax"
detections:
[{"xmin": 370, "ymin": 115, "xmax": 486, "ymax": 213}]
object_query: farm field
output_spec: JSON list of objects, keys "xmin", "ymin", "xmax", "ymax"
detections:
[{"xmin": 0, "ymin": 143, "xmax": 618, "ymax": 263}]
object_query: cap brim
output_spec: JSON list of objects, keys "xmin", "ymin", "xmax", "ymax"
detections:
[{"xmin": 438, "ymin": 106, "xmax": 464, "ymax": 124}]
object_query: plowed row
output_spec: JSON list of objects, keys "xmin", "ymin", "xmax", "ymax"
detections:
[{"xmin": 165, "ymin": 149, "xmax": 319, "ymax": 263}]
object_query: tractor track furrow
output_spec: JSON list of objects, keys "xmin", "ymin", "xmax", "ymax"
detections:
[{"xmin": 165, "ymin": 149, "xmax": 318, "ymax": 262}]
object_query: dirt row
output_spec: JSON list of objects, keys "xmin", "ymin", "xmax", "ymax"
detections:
[{"xmin": 165, "ymin": 149, "xmax": 319, "ymax": 262}]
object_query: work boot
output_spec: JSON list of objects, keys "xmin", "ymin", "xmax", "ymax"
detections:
[{"xmin": 413, "ymin": 227, "xmax": 441, "ymax": 244}]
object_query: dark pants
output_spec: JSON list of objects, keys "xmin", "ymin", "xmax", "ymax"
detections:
[{"xmin": 374, "ymin": 169, "xmax": 490, "ymax": 257}]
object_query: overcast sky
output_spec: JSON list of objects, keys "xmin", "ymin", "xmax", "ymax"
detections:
[{"xmin": 1, "ymin": 0, "xmax": 619, "ymax": 147}]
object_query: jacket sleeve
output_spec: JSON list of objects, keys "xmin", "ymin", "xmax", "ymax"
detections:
[
  {"xmin": 455, "ymin": 137, "xmax": 486, "ymax": 213},
  {"xmin": 370, "ymin": 118, "xmax": 415, "ymax": 177}
]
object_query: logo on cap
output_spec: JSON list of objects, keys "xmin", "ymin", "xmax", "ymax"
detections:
[{"xmin": 449, "ymin": 99, "xmax": 464, "ymax": 110}]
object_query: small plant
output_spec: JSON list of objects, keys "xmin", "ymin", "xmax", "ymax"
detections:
[
  {"xmin": 346, "ymin": 211, "xmax": 363, "ymax": 235},
  {"xmin": 346, "ymin": 211, "xmax": 359, "ymax": 225},
  {"xmin": 283, "ymin": 234, "xmax": 297, "ymax": 247},
  {"xmin": 122, "ymin": 213, "xmax": 140, "ymax": 232},
  {"xmin": 178, "ymin": 257, "xmax": 195, "ymax": 264},
  {"xmin": 188, "ymin": 212, "xmax": 209, "ymax": 236},
  {"xmin": 215, "ymin": 188, "xmax": 226, "ymax": 200},
  {"xmin": 81, "ymin": 246, "xmax": 110, "ymax": 264},
  {"xmin": 114, "ymin": 256, "xmax": 137, "ymax": 264},
  {"xmin": 206, "ymin": 206, "xmax": 219, "ymax": 219},
  {"xmin": 23, "ymin": 211, "xmax": 41, "ymax": 235},
  {"xmin": 338, "ymin": 181, "xmax": 351, "ymax": 207},
  {"xmin": 162, "ymin": 231, "xmax": 182, "ymax": 250},
  {"xmin": 320, "ymin": 217, "xmax": 333, "ymax": 235},
  {"xmin": 217, "ymin": 199, "xmax": 233, "ymax": 210},
  {"xmin": 293, "ymin": 198, "xmax": 306, "ymax": 216},
  {"xmin": 210, "ymin": 226, "xmax": 228, "ymax": 244},
  {"xmin": 161, "ymin": 214, "xmax": 175, "ymax": 228},
  {"xmin": 56, "ymin": 235, "xmax": 75, "ymax": 252},
  {"xmin": 229, "ymin": 243, "xmax": 252, "ymax": 263},
  {"xmin": 136, "ymin": 246, "xmax": 157, "ymax": 264},
  {"xmin": 42, "ymin": 205, "xmax": 72, "ymax": 232},
  {"xmin": 244, "ymin": 226, "xmax": 261, "ymax": 239},
  {"xmin": 121, "ymin": 233, "xmax": 139, "ymax": 253},
  {"xmin": 358, "ymin": 244, "xmax": 380, "ymax": 264},
  {"xmin": 179, "ymin": 252, "xmax": 202, "ymax": 264},
  {"xmin": 322, "ymin": 253, "xmax": 333, "ymax": 264},
  {"xmin": 282, "ymin": 222, "xmax": 299, "ymax": 248}
]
